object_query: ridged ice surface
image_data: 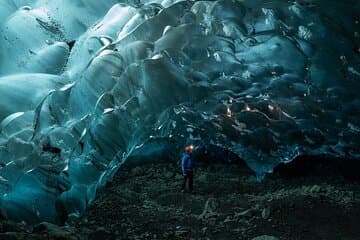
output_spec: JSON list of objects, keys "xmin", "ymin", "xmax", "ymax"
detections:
[{"xmin": 0, "ymin": 0, "xmax": 359, "ymax": 223}]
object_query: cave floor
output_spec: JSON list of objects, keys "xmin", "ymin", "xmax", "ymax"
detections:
[
  {"xmin": 1, "ymin": 162, "xmax": 360, "ymax": 240},
  {"xmin": 79, "ymin": 162, "xmax": 360, "ymax": 240}
]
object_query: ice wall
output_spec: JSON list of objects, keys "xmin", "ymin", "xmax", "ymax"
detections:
[{"xmin": 0, "ymin": 0, "xmax": 359, "ymax": 223}]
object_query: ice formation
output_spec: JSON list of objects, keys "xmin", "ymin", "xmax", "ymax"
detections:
[{"xmin": 0, "ymin": 0, "xmax": 359, "ymax": 223}]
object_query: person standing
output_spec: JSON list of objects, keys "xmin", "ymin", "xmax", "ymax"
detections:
[{"xmin": 181, "ymin": 145, "xmax": 195, "ymax": 193}]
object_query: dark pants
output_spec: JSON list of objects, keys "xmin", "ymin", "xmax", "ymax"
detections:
[{"xmin": 182, "ymin": 170, "xmax": 194, "ymax": 192}]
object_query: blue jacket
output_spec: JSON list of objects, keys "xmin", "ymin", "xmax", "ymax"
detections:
[{"xmin": 181, "ymin": 153, "xmax": 194, "ymax": 174}]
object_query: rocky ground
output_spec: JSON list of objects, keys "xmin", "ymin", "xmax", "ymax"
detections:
[{"xmin": 1, "ymin": 161, "xmax": 360, "ymax": 240}]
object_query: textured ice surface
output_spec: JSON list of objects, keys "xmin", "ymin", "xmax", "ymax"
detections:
[{"xmin": 0, "ymin": 0, "xmax": 359, "ymax": 223}]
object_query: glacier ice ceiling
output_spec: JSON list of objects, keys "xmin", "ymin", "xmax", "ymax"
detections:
[{"xmin": 0, "ymin": 0, "xmax": 359, "ymax": 224}]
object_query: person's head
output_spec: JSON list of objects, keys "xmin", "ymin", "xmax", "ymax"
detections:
[{"xmin": 185, "ymin": 144, "xmax": 194, "ymax": 153}]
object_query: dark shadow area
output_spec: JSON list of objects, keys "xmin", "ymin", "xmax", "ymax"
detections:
[
  {"xmin": 192, "ymin": 144, "xmax": 253, "ymax": 174},
  {"xmin": 123, "ymin": 142, "xmax": 253, "ymax": 175},
  {"xmin": 66, "ymin": 40, "xmax": 76, "ymax": 51},
  {"xmin": 272, "ymin": 155, "xmax": 360, "ymax": 181}
]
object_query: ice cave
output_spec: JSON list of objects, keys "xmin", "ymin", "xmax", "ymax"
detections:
[{"xmin": 0, "ymin": 0, "xmax": 359, "ymax": 224}]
